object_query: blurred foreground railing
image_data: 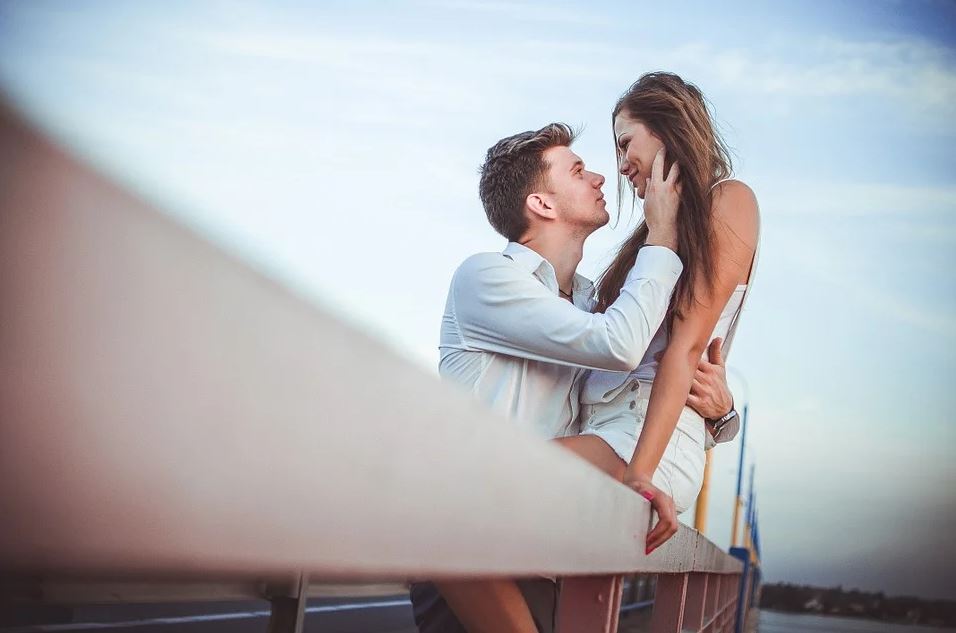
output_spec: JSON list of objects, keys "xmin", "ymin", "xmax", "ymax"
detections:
[{"xmin": 0, "ymin": 98, "xmax": 756, "ymax": 632}]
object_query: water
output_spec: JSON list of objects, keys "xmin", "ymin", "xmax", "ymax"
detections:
[{"xmin": 760, "ymin": 610, "xmax": 956, "ymax": 633}]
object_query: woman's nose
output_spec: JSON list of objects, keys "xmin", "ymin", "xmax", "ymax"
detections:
[{"xmin": 618, "ymin": 156, "xmax": 630, "ymax": 174}]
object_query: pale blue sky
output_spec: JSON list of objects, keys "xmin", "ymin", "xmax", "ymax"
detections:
[{"xmin": 2, "ymin": 0, "xmax": 954, "ymax": 599}]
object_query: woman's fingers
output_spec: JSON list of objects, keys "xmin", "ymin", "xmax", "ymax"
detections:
[
  {"xmin": 625, "ymin": 477, "xmax": 679, "ymax": 554},
  {"xmin": 646, "ymin": 494, "xmax": 678, "ymax": 553}
]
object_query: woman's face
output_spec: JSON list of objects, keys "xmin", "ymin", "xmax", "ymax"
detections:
[{"xmin": 614, "ymin": 112, "xmax": 664, "ymax": 200}]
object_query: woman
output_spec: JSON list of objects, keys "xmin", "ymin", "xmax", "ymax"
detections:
[
  {"xmin": 564, "ymin": 71, "xmax": 760, "ymax": 553},
  {"xmin": 437, "ymin": 72, "xmax": 759, "ymax": 633}
]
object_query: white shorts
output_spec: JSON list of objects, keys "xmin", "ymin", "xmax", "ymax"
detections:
[{"xmin": 579, "ymin": 378, "xmax": 706, "ymax": 514}]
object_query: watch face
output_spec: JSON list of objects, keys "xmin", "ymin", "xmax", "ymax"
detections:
[
  {"xmin": 716, "ymin": 410, "xmax": 738, "ymax": 428},
  {"xmin": 713, "ymin": 414, "xmax": 741, "ymax": 444}
]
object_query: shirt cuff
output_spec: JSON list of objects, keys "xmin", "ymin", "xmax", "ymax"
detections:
[{"xmin": 624, "ymin": 245, "xmax": 683, "ymax": 286}]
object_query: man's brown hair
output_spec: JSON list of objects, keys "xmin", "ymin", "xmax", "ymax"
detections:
[{"xmin": 478, "ymin": 123, "xmax": 577, "ymax": 241}]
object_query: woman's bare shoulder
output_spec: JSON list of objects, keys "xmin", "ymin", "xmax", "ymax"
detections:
[{"xmin": 712, "ymin": 179, "xmax": 759, "ymax": 239}]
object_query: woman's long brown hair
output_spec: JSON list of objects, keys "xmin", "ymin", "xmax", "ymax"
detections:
[{"xmin": 595, "ymin": 72, "xmax": 733, "ymax": 320}]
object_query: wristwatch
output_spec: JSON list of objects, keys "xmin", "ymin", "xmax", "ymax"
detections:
[{"xmin": 706, "ymin": 407, "xmax": 739, "ymax": 441}]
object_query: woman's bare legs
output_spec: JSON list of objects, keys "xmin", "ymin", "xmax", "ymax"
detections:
[
  {"xmin": 433, "ymin": 435, "xmax": 625, "ymax": 632},
  {"xmin": 434, "ymin": 579, "xmax": 539, "ymax": 633},
  {"xmin": 553, "ymin": 434, "xmax": 627, "ymax": 480}
]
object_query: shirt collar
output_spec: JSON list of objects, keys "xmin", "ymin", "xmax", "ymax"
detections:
[
  {"xmin": 502, "ymin": 242, "xmax": 594, "ymax": 296},
  {"xmin": 573, "ymin": 272, "xmax": 595, "ymax": 295},
  {"xmin": 502, "ymin": 242, "xmax": 549, "ymax": 275}
]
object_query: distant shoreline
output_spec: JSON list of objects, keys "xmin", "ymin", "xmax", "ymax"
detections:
[
  {"xmin": 760, "ymin": 609, "xmax": 956, "ymax": 632},
  {"xmin": 761, "ymin": 583, "xmax": 956, "ymax": 630}
]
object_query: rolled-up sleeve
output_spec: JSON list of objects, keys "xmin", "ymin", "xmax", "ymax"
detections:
[{"xmin": 448, "ymin": 246, "xmax": 682, "ymax": 371}]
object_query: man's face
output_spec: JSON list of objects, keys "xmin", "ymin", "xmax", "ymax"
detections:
[{"xmin": 539, "ymin": 145, "xmax": 609, "ymax": 232}]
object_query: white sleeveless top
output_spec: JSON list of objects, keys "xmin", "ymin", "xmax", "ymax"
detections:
[{"xmin": 581, "ymin": 179, "xmax": 760, "ymax": 404}]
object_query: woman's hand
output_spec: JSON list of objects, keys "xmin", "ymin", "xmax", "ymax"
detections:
[
  {"xmin": 624, "ymin": 473, "xmax": 678, "ymax": 554},
  {"xmin": 643, "ymin": 147, "xmax": 681, "ymax": 251}
]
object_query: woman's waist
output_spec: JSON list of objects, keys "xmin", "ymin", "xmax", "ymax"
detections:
[
  {"xmin": 581, "ymin": 378, "xmax": 704, "ymax": 426},
  {"xmin": 581, "ymin": 363, "xmax": 657, "ymax": 404}
]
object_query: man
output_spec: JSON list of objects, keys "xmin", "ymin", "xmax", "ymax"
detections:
[{"xmin": 411, "ymin": 123, "xmax": 737, "ymax": 633}]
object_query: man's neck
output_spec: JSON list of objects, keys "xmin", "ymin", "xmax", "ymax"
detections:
[{"xmin": 520, "ymin": 232, "xmax": 585, "ymax": 293}]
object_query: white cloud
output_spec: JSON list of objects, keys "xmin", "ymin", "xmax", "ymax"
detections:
[
  {"xmin": 415, "ymin": 0, "xmax": 615, "ymax": 27},
  {"xmin": 771, "ymin": 223, "xmax": 956, "ymax": 340},
  {"xmin": 657, "ymin": 37, "xmax": 956, "ymax": 126},
  {"xmin": 762, "ymin": 181, "xmax": 956, "ymax": 218}
]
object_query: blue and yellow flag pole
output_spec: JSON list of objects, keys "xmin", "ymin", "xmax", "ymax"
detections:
[
  {"xmin": 730, "ymin": 404, "xmax": 749, "ymax": 546},
  {"xmin": 693, "ymin": 451, "xmax": 713, "ymax": 531}
]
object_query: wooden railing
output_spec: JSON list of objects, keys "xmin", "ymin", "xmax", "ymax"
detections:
[{"xmin": 0, "ymin": 98, "xmax": 753, "ymax": 633}]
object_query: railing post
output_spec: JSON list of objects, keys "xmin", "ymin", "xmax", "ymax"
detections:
[
  {"xmin": 267, "ymin": 572, "xmax": 308, "ymax": 633},
  {"xmin": 649, "ymin": 573, "xmax": 688, "ymax": 632},
  {"xmin": 724, "ymin": 574, "xmax": 737, "ymax": 632},
  {"xmin": 681, "ymin": 573, "xmax": 709, "ymax": 631},
  {"xmin": 729, "ymin": 547, "xmax": 751, "ymax": 633},
  {"xmin": 556, "ymin": 575, "xmax": 623, "ymax": 633},
  {"xmin": 681, "ymin": 573, "xmax": 708, "ymax": 631},
  {"xmin": 704, "ymin": 571, "xmax": 719, "ymax": 629},
  {"xmin": 750, "ymin": 564, "xmax": 762, "ymax": 606}
]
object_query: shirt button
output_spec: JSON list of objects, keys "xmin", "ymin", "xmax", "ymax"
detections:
[
  {"xmin": 630, "ymin": 380, "xmax": 638, "ymax": 392},
  {"xmin": 629, "ymin": 400, "xmax": 636, "ymax": 410}
]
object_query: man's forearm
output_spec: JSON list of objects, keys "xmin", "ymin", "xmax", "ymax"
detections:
[
  {"xmin": 645, "ymin": 227, "xmax": 678, "ymax": 252},
  {"xmin": 453, "ymin": 248, "xmax": 682, "ymax": 372}
]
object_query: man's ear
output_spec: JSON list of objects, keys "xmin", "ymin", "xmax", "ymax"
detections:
[{"xmin": 526, "ymin": 193, "xmax": 558, "ymax": 221}]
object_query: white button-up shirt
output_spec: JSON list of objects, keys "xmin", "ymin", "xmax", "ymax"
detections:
[{"xmin": 439, "ymin": 242, "xmax": 682, "ymax": 439}]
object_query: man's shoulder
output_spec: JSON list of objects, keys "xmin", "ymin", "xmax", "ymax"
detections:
[
  {"xmin": 452, "ymin": 251, "xmax": 520, "ymax": 284},
  {"xmin": 457, "ymin": 251, "xmax": 508, "ymax": 269}
]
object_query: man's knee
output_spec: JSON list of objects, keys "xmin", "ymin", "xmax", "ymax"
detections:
[{"xmin": 409, "ymin": 582, "xmax": 468, "ymax": 633}]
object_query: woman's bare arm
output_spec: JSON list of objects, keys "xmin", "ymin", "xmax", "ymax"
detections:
[{"xmin": 625, "ymin": 180, "xmax": 759, "ymax": 552}]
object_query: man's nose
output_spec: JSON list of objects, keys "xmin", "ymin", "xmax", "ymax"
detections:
[{"xmin": 593, "ymin": 172, "xmax": 606, "ymax": 188}]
